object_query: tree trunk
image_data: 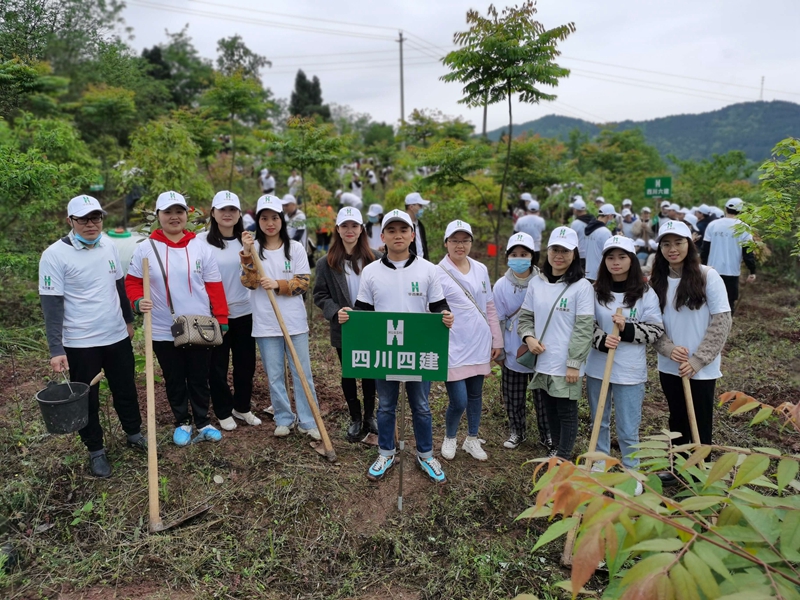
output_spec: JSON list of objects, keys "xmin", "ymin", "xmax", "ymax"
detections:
[
  {"xmin": 228, "ymin": 114, "xmax": 236, "ymax": 189},
  {"xmin": 494, "ymin": 87, "xmax": 514, "ymax": 278}
]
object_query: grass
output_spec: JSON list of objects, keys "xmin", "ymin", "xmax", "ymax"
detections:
[{"xmin": 0, "ymin": 273, "xmax": 798, "ymax": 599}]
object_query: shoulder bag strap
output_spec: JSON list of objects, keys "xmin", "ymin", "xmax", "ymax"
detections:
[
  {"xmin": 438, "ymin": 264, "xmax": 488, "ymax": 325},
  {"xmin": 149, "ymin": 239, "xmax": 175, "ymax": 316}
]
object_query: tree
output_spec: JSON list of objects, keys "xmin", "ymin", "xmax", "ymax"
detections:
[
  {"xmin": 441, "ymin": 2, "xmax": 575, "ymax": 275},
  {"xmin": 364, "ymin": 122, "xmax": 395, "ymax": 148},
  {"xmin": 216, "ymin": 35, "xmax": 271, "ymax": 84},
  {"xmin": 289, "ymin": 70, "xmax": 330, "ymax": 121},
  {"xmin": 155, "ymin": 26, "xmax": 214, "ymax": 107},
  {"xmin": 669, "ymin": 150, "xmax": 755, "ymax": 206}
]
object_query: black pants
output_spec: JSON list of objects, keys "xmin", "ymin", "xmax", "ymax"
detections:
[
  {"xmin": 209, "ymin": 314, "xmax": 256, "ymax": 419},
  {"xmin": 335, "ymin": 347, "xmax": 376, "ymax": 421},
  {"xmin": 153, "ymin": 341, "xmax": 212, "ymax": 429},
  {"xmin": 65, "ymin": 337, "xmax": 142, "ymax": 452},
  {"xmin": 659, "ymin": 372, "xmax": 716, "ymax": 447},
  {"xmin": 720, "ymin": 275, "xmax": 740, "ymax": 312},
  {"xmin": 540, "ymin": 390, "xmax": 579, "ymax": 460}
]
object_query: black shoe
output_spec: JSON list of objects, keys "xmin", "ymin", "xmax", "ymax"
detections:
[
  {"xmin": 126, "ymin": 435, "xmax": 148, "ymax": 453},
  {"xmin": 89, "ymin": 452, "xmax": 112, "ymax": 478},
  {"xmin": 365, "ymin": 416, "xmax": 378, "ymax": 435},
  {"xmin": 347, "ymin": 420, "xmax": 363, "ymax": 442},
  {"xmin": 658, "ymin": 471, "xmax": 680, "ymax": 486}
]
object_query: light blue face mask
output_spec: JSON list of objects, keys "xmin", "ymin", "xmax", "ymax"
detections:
[
  {"xmin": 416, "ymin": 208, "xmax": 425, "ymax": 219},
  {"xmin": 75, "ymin": 232, "xmax": 102, "ymax": 246},
  {"xmin": 368, "ymin": 216, "xmax": 379, "ymax": 223},
  {"xmin": 508, "ymin": 258, "xmax": 531, "ymax": 274}
]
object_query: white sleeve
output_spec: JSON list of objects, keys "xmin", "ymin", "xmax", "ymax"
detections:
[
  {"xmin": 127, "ymin": 241, "xmax": 146, "ymax": 279},
  {"xmin": 521, "ymin": 279, "xmax": 535, "ymax": 311},
  {"xmin": 576, "ymin": 280, "xmax": 595, "ymax": 316},
  {"xmin": 111, "ymin": 244, "xmax": 125, "ymax": 281},
  {"xmin": 356, "ymin": 271, "xmax": 374, "ymax": 305},
  {"xmin": 427, "ymin": 266, "xmax": 446, "ymax": 303},
  {"xmin": 705, "ymin": 268, "xmax": 731, "ymax": 314},
  {"xmin": 291, "ymin": 241, "xmax": 310, "ymax": 274},
  {"xmin": 202, "ymin": 245, "xmax": 222, "ymax": 283},
  {"xmin": 38, "ymin": 248, "xmax": 65, "ymax": 296},
  {"xmin": 642, "ymin": 288, "xmax": 663, "ymax": 325},
  {"xmin": 492, "ymin": 281, "xmax": 508, "ymax": 318},
  {"xmin": 703, "ymin": 221, "xmax": 714, "ymax": 242}
]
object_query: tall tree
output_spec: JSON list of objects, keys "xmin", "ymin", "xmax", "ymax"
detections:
[
  {"xmin": 216, "ymin": 35, "xmax": 271, "ymax": 84},
  {"xmin": 441, "ymin": 2, "xmax": 575, "ymax": 275},
  {"xmin": 289, "ymin": 70, "xmax": 330, "ymax": 121},
  {"xmin": 155, "ymin": 26, "xmax": 214, "ymax": 107}
]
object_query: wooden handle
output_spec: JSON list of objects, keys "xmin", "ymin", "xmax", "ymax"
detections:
[
  {"xmin": 142, "ymin": 258, "xmax": 163, "ymax": 531},
  {"xmin": 89, "ymin": 372, "xmax": 104, "ymax": 386},
  {"xmin": 682, "ymin": 376, "xmax": 701, "ymax": 445},
  {"xmin": 248, "ymin": 249, "xmax": 336, "ymax": 461},
  {"xmin": 586, "ymin": 308, "xmax": 624, "ymax": 460}
]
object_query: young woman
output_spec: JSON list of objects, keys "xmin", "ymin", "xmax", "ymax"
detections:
[
  {"xmin": 197, "ymin": 191, "xmax": 260, "ymax": 431},
  {"xmin": 517, "ymin": 227, "xmax": 593, "ymax": 460},
  {"xmin": 239, "ymin": 194, "xmax": 321, "ymax": 440},
  {"xmin": 313, "ymin": 207, "xmax": 381, "ymax": 442},
  {"xmin": 126, "ymin": 191, "xmax": 229, "ymax": 446},
  {"xmin": 365, "ymin": 204, "xmax": 384, "ymax": 250},
  {"xmin": 586, "ymin": 236, "xmax": 664, "ymax": 491},
  {"xmin": 437, "ymin": 220, "xmax": 504, "ymax": 461},
  {"xmin": 651, "ymin": 221, "xmax": 731, "ymax": 485},
  {"xmin": 492, "ymin": 232, "xmax": 552, "ymax": 451}
]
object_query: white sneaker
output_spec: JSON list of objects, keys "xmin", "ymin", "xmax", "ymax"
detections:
[
  {"xmin": 591, "ymin": 461, "xmax": 605, "ymax": 473},
  {"xmin": 462, "ymin": 437, "xmax": 488, "ymax": 461},
  {"xmin": 298, "ymin": 426, "xmax": 321, "ymax": 441},
  {"xmin": 274, "ymin": 423, "xmax": 294, "ymax": 437},
  {"xmin": 441, "ymin": 437, "xmax": 457, "ymax": 460},
  {"xmin": 232, "ymin": 410, "xmax": 262, "ymax": 426},
  {"xmin": 263, "ymin": 405, "xmax": 275, "ymax": 417},
  {"xmin": 218, "ymin": 416, "xmax": 237, "ymax": 431}
]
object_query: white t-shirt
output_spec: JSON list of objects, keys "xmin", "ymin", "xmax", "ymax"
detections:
[
  {"xmin": 357, "ymin": 255, "xmax": 445, "ymax": 313},
  {"xmin": 367, "ymin": 170, "xmax": 377, "ymax": 185},
  {"xmin": 287, "ymin": 175, "xmax": 302, "ymax": 196},
  {"xmin": 514, "ymin": 215, "xmax": 546, "ymax": 251},
  {"xmin": 493, "ymin": 273, "xmax": 533, "ymax": 374},
  {"xmin": 250, "ymin": 240, "xmax": 310, "ymax": 337},
  {"xmin": 413, "ymin": 220, "xmax": 425, "ymax": 258},
  {"xmin": 340, "ymin": 193, "xmax": 363, "ymax": 210},
  {"xmin": 520, "ymin": 277, "xmax": 594, "ymax": 377},
  {"xmin": 196, "ymin": 232, "xmax": 251, "ymax": 319},
  {"xmin": 703, "ymin": 217, "xmax": 753, "ymax": 276},
  {"xmin": 286, "ymin": 209, "xmax": 308, "ymax": 250},
  {"xmin": 343, "ymin": 259, "xmax": 362, "ymax": 307},
  {"xmin": 570, "ymin": 218, "xmax": 588, "ymax": 258},
  {"xmin": 128, "ymin": 237, "xmax": 223, "ymax": 342},
  {"xmin": 586, "ymin": 226, "xmax": 612, "ymax": 280},
  {"xmin": 366, "ymin": 224, "xmax": 382, "ymax": 250},
  {"xmin": 350, "ymin": 179, "xmax": 363, "ymax": 198},
  {"xmin": 585, "ymin": 288, "xmax": 662, "ymax": 384},
  {"xmin": 39, "ymin": 236, "xmax": 128, "ymax": 349},
  {"xmin": 621, "ymin": 220, "xmax": 635, "ymax": 239},
  {"xmin": 437, "ymin": 256, "xmax": 493, "ymax": 369},
  {"xmin": 657, "ymin": 267, "xmax": 731, "ymax": 380}
]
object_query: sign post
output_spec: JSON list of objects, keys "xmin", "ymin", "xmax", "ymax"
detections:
[
  {"xmin": 342, "ymin": 312, "xmax": 449, "ymax": 510},
  {"xmin": 644, "ymin": 176, "xmax": 673, "ymax": 200}
]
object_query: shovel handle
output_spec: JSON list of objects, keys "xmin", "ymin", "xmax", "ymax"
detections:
[
  {"xmin": 682, "ymin": 376, "xmax": 701, "ymax": 446},
  {"xmin": 586, "ymin": 308, "xmax": 624, "ymax": 461},
  {"xmin": 89, "ymin": 372, "xmax": 104, "ymax": 386}
]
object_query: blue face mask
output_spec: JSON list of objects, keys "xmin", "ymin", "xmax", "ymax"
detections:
[
  {"xmin": 416, "ymin": 208, "xmax": 425, "ymax": 219},
  {"xmin": 508, "ymin": 258, "xmax": 531, "ymax": 274},
  {"xmin": 75, "ymin": 232, "xmax": 102, "ymax": 246},
  {"xmin": 368, "ymin": 216, "xmax": 379, "ymax": 223}
]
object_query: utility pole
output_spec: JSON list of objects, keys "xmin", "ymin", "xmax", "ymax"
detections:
[
  {"xmin": 398, "ymin": 31, "xmax": 406, "ymax": 150},
  {"xmin": 760, "ymin": 76, "xmax": 764, "ymax": 101},
  {"xmin": 482, "ymin": 99, "xmax": 488, "ymax": 138}
]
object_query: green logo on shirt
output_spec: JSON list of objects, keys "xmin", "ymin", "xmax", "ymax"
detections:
[
  {"xmin": 559, "ymin": 298, "xmax": 568, "ymax": 309},
  {"xmin": 411, "ymin": 282, "xmax": 419, "ymax": 293},
  {"xmin": 629, "ymin": 307, "xmax": 638, "ymax": 319},
  {"xmin": 43, "ymin": 275, "xmax": 51, "ymax": 287},
  {"xmin": 108, "ymin": 260, "xmax": 116, "ymax": 272},
  {"xmin": 482, "ymin": 281, "xmax": 486, "ymax": 293},
  {"xmin": 284, "ymin": 260, "xmax": 292, "ymax": 272},
  {"xmin": 195, "ymin": 259, "xmax": 201, "ymax": 273}
]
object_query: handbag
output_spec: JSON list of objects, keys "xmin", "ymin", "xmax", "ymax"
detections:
[
  {"xmin": 149, "ymin": 240, "xmax": 222, "ymax": 348},
  {"xmin": 516, "ymin": 282, "xmax": 573, "ymax": 370}
]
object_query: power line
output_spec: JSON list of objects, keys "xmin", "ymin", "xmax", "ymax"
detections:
[
  {"xmin": 404, "ymin": 39, "xmax": 443, "ymax": 61},
  {"xmin": 569, "ymin": 72, "xmax": 749, "ymax": 104},
  {"xmin": 267, "ymin": 59, "xmax": 442, "ymax": 76}
]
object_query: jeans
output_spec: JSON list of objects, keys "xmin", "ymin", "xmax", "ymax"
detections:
[
  {"xmin": 375, "ymin": 379, "xmax": 433, "ymax": 459},
  {"xmin": 659, "ymin": 372, "xmax": 716, "ymax": 447},
  {"xmin": 444, "ymin": 375, "xmax": 484, "ymax": 438},
  {"xmin": 586, "ymin": 377, "xmax": 645, "ymax": 469},
  {"xmin": 209, "ymin": 314, "xmax": 256, "ymax": 418},
  {"xmin": 152, "ymin": 341, "xmax": 213, "ymax": 429},
  {"xmin": 335, "ymin": 347, "xmax": 376, "ymax": 421},
  {"xmin": 64, "ymin": 337, "xmax": 142, "ymax": 452},
  {"xmin": 256, "ymin": 334, "xmax": 319, "ymax": 429},
  {"xmin": 540, "ymin": 391, "xmax": 579, "ymax": 460}
]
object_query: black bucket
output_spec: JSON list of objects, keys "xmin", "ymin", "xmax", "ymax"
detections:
[{"xmin": 35, "ymin": 381, "xmax": 90, "ymax": 434}]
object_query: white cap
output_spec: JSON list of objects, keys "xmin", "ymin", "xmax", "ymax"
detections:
[
  {"xmin": 381, "ymin": 208, "xmax": 413, "ymax": 230},
  {"xmin": 336, "ymin": 206, "xmax": 363, "ymax": 226},
  {"xmin": 260, "ymin": 168, "xmax": 268, "ymax": 176},
  {"xmin": 725, "ymin": 197, "xmax": 744, "ymax": 211},
  {"xmin": 281, "ymin": 194, "xmax": 297, "ymax": 205},
  {"xmin": 621, "ymin": 208, "xmax": 632, "ymax": 217},
  {"xmin": 683, "ymin": 213, "xmax": 699, "ymax": 230},
  {"xmin": 622, "ymin": 198, "xmax": 632, "ymax": 207},
  {"xmin": 444, "ymin": 219, "xmax": 473, "ymax": 241},
  {"xmin": 335, "ymin": 189, "xmax": 342, "ymax": 197},
  {"xmin": 697, "ymin": 204, "xmax": 711, "ymax": 215},
  {"xmin": 156, "ymin": 191, "xmax": 188, "ymax": 212},
  {"xmin": 506, "ymin": 232, "xmax": 535, "ymax": 253},
  {"xmin": 67, "ymin": 195, "xmax": 106, "ymax": 217},
  {"xmin": 547, "ymin": 226, "xmax": 579, "ymax": 251},
  {"xmin": 649, "ymin": 239, "xmax": 658, "ymax": 251},
  {"xmin": 656, "ymin": 220, "xmax": 692, "ymax": 241},
  {"xmin": 527, "ymin": 200, "xmax": 540, "ymax": 211},
  {"xmin": 641, "ymin": 206, "xmax": 652, "ymax": 213},
  {"xmin": 405, "ymin": 192, "xmax": 430, "ymax": 206},
  {"xmin": 594, "ymin": 195, "xmax": 605, "ymax": 204},
  {"xmin": 256, "ymin": 194, "xmax": 283, "ymax": 214},
  {"xmin": 520, "ymin": 192, "xmax": 534, "ymax": 202},
  {"xmin": 661, "ymin": 200, "xmax": 671, "ymax": 209},
  {"xmin": 689, "ymin": 206, "xmax": 699, "ymax": 214},
  {"xmin": 367, "ymin": 203, "xmax": 383, "ymax": 217},
  {"xmin": 711, "ymin": 206, "xmax": 725, "ymax": 218},
  {"xmin": 572, "ymin": 197, "xmax": 587, "ymax": 210},
  {"xmin": 669, "ymin": 203, "xmax": 680, "ymax": 212},
  {"xmin": 678, "ymin": 206, "xmax": 689, "ymax": 215},
  {"xmin": 598, "ymin": 203, "xmax": 617, "ymax": 216},
  {"xmin": 634, "ymin": 238, "xmax": 645, "ymax": 248},
  {"xmin": 603, "ymin": 235, "xmax": 636, "ymax": 255},
  {"xmin": 211, "ymin": 190, "xmax": 241, "ymax": 210}
]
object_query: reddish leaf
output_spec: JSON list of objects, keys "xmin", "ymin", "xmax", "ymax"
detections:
[{"xmin": 572, "ymin": 525, "xmax": 605, "ymax": 595}]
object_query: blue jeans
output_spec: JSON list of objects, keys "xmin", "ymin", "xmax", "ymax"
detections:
[
  {"xmin": 256, "ymin": 334, "xmax": 319, "ymax": 429},
  {"xmin": 586, "ymin": 376, "xmax": 645, "ymax": 469},
  {"xmin": 375, "ymin": 379, "xmax": 433, "ymax": 459},
  {"xmin": 444, "ymin": 375, "xmax": 484, "ymax": 438}
]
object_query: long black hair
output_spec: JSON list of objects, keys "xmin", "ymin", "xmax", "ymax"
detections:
[
  {"xmin": 594, "ymin": 249, "xmax": 647, "ymax": 307},
  {"xmin": 255, "ymin": 208, "xmax": 292, "ymax": 262},
  {"xmin": 649, "ymin": 238, "xmax": 707, "ymax": 311},
  {"xmin": 206, "ymin": 208, "xmax": 244, "ymax": 249},
  {"xmin": 542, "ymin": 248, "xmax": 584, "ymax": 283}
]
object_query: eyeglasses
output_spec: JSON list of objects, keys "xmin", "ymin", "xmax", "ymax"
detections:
[
  {"xmin": 447, "ymin": 239, "xmax": 472, "ymax": 247},
  {"xmin": 660, "ymin": 240, "xmax": 688, "ymax": 250},
  {"xmin": 70, "ymin": 215, "xmax": 103, "ymax": 225},
  {"xmin": 547, "ymin": 247, "xmax": 572, "ymax": 255}
]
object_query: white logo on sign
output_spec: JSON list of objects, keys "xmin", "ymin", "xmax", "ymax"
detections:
[
  {"xmin": 655, "ymin": 179, "xmax": 661, "ymax": 187},
  {"xmin": 387, "ymin": 320, "xmax": 404, "ymax": 346}
]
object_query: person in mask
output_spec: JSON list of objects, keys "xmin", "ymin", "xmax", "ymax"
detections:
[
  {"xmin": 404, "ymin": 192, "xmax": 429, "ymax": 259},
  {"xmin": 492, "ymin": 232, "xmax": 553, "ymax": 452},
  {"xmin": 39, "ymin": 195, "xmax": 146, "ymax": 478},
  {"xmin": 365, "ymin": 204, "xmax": 384, "ymax": 250}
]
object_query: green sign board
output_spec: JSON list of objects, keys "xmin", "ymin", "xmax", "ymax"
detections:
[
  {"xmin": 644, "ymin": 176, "xmax": 672, "ymax": 199},
  {"xmin": 341, "ymin": 312, "xmax": 449, "ymax": 381}
]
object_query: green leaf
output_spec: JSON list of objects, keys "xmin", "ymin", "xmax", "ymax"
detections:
[
  {"xmin": 683, "ymin": 446, "xmax": 711, "ymax": 470},
  {"xmin": 684, "ymin": 550, "xmax": 721, "ymax": 599},
  {"xmin": 620, "ymin": 553, "xmax": 675, "ymax": 587},
  {"xmin": 678, "ymin": 496, "xmax": 727, "ymax": 511},
  {"xmin": 669, "ymin": 563, "xmax": 701, "ymax": 600},
  {"xmin": 516, "ymin": 505, "xmax": 551, "ymax": 520},
  {"xmin": 711, "ymin": 525, "xmax": 764, "ymax": 543},
  {"xmin": 780, "ymin": 509, "xmax": 800, "ymax": 563},
  {"xmin": 694, "ymin": 541, "xmax": 732, "ymax": 581},
  {"xmin": 82, "ymin": 500, "xmax": 94, "ymax": 513},
  {"xmin": 703, "ymin": 453, "xmax": 739, "ymax": 490},
  {"xmin": 532, "ymin": 517, "xmax": 578, "ymax": 551},
  {"xmin": 752, "ymin": 446, "xmax": 780, "ymax": 456},
  {"xmin": 735, "ymin": 504, "xmax": 779, "ymax": 545},
  {"xmin": 730, "ymin": 400, "xmax": 761, "ymax": 415},
  {"xmin": 777, "ymin": 459, "xmax": 799, "ymax": 494},
  {"xmin": 730, "ymin": 454, "xmax": 770, "ymax": 489},
  {"xmin": 628, "ymin": 538, "xmax": 685, "ymax": 553},
  {"xmin": 70, "ymin": 517, "xmax": 82, "ymax": 526}
]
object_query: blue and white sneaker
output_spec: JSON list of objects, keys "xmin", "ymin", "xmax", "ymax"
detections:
[
  {"xmin": 367, "ymin": 454, "xmax": 395, "ymax": 481},
  {"xmin": 192, "ymin": 424, "xmax": 222, "ymax": 444},
  {"xmin": 417, "ymin": 455, "xmax": 446, "ymax": 484},
  {"xmin": 173, "ymin": 425, "xmax": 192, "ymax": 447}
]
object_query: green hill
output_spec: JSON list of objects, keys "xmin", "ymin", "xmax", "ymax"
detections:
[{"xmin": 485, "ymin": 100, "xmax": 800, "ymax": 161}]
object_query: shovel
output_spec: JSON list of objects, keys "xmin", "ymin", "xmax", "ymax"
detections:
[{"xmin": 142, "ymin": 258, "xmax": 211, "ymax": 532}]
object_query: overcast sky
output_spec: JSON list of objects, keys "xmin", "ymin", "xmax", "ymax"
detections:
[{"xmin": 120, "ymin": 0, "xmax": 800, "ymax": 132}]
